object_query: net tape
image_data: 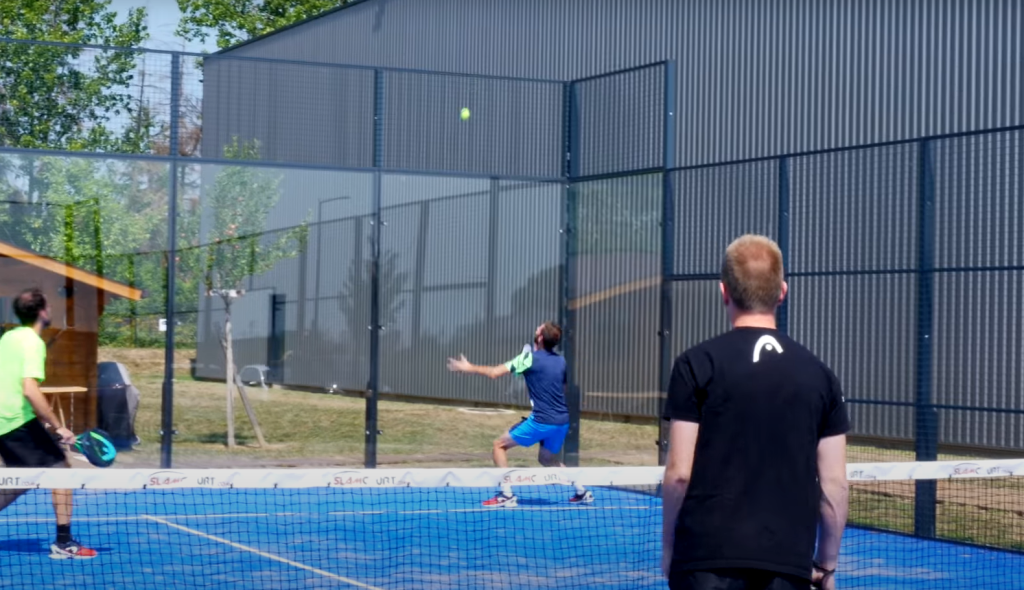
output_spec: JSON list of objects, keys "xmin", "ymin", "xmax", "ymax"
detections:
[{"xmin": 3, "ymin": 459, "xmax": 1023, "ymax": 489}]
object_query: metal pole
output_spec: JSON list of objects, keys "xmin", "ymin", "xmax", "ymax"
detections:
[
  {"xmin": 657, "ymin": 61, "xmax": 677, "ymax": 466},
  {"xmin": 365, "ymin": 69, "xmax": 385, "ymax": 468},
  {"xmin": 560, "ymin": 80, "xmax": 581, "ymax": 467},
  {"xmin": 777, "ymin": 157, "xmax": 790, "ymax": 335},
  {"xmin": 160, "ymin": 53, "xmax": 182, "ymax": 468},
  {"xmin": 914, "ymin": 139, "xmax": 938, "ymax": 537}
]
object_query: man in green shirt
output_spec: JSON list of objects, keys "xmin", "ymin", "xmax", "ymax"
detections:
[{"xmin": 0, "ymin": 288, "xmax": 97, "ymax": 559}]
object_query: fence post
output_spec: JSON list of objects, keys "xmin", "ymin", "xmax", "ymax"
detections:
[
  {"xmin": 914, "ymin": 139, "xmax": 938, "ymax": 537},
  {"xmin": 160, "ymin": 52, "xmax": 182, "ymax": 469},
  {"xmin": 365, "ymin": 69, "xmax": 385, "ymax": 468},
  {"xmin": 658, "ymin": 61, "xmax": 677, "ymax": 466},
  {"xmin": 777, "ymin": 157, "xmax": 790, "ymax": 335},
  {"xmin": 560, "ymin": 80, "xmax": 581, "ymax": 467}
]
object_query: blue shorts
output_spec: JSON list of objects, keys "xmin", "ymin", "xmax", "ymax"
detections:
[{"xmin": 508, "ymin": 416, "xmax": 570, "ymax": 454}]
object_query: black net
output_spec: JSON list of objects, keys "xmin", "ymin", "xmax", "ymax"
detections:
[{"xmin": 3, "ymin": 462, "xmax": 1024, "ymax": 588}]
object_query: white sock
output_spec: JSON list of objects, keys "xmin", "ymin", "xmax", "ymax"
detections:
[
  {"xmin": 500, "ymin": 482, "xmax": 513, "ymax": 497},
  {"xmin": 574, "ymin": 482, "xmax": 587, "ymax": 495}
]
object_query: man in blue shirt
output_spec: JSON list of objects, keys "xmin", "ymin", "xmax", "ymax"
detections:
[{"xmin": 447, "ymin": 321, "xmax": 593, "ymax": 507}]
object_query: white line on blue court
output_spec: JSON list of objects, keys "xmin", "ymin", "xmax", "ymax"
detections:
[
  {"xmin": 1, "ymin": 513, "xmax": 283, "ymax": 523},
  {"xmin": 332, "ymin": 506, "xmax": 654, "ymax": 516},
  {"xmin": 143, "ymin": 515, "xmax": 384, "ymax": 590},
  {"xmin": 0, "ymin": 505, "xmax": 654, "ymax": 523}
]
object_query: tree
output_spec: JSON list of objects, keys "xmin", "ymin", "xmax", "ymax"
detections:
[
  {"xmin": 176, "ymin": 0, "xmax": 347, "ymax": 51},
  {"xmin": 201, "ymin": 138, "xmax": 308, "ymax": 448},
  {"xmin": 0, "ymin": 0, "xmax": 149, "ymax": 153}
]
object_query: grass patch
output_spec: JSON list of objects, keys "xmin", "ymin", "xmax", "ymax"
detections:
[
  {"xmin": 850, "ymin": 483, "xmax": 1024, "ymax": 552},
  {"xmin": 102, "ymin": 347, "xmax": 658, "ymax": 468}
]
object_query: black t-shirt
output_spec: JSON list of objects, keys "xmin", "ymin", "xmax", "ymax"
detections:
[{"xmin": 662, "ymin": 327, "xmax": 850, "ymax": 580}]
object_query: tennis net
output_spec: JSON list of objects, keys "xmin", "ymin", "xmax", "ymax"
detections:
[{"xmin": 0, "ymin": 461, "xmax": 1021, "ymax": 589}]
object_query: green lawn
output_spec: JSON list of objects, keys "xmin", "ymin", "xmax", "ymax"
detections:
[
  {"xmin": 850, "ymin": 483, "xmax": 1024, "ymax": 551},
  {"xmin": 101, "ymin": 347, "xmax": 658, "ymax": 469}
]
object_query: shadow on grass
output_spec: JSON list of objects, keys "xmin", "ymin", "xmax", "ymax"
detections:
[{"xmin": 193, "ymin": 433, "xmax": 256, "ymax": 446}]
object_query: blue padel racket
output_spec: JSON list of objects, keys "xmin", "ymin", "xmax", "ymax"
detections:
[{"xmin": 72, "ymin": 428, "xmax": 117, "ymax": 468}]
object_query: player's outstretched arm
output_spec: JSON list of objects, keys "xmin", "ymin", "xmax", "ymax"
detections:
[{"xmin": 446, "ymin": 354, "xmax": 511, "ymax": 379}]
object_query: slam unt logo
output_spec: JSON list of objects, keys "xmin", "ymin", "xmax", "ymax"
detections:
[
  {"xmin": 329, "ymin": 471, "xmax": 406, "ymax": 488},
  {"xmin": 0, "ymin": 476, "xmax": 32, "ymax": 488},
  {"xmin": 950, "ymin": 463, "xmax": 982, "ymax": 477},
  {"xmin": 147, "ymin": 471, "xmax": 189, "ymax": 487},
  {"xmin": 986, "ymin": 465, "xmax": 1013, "ymax": 477},
  {"xmin": 331, "ymin": 471, "xmax": 370, "ymax": 487},
  {"xmin": 502, "ymin": 470, "xmax": 568, "ymax": 486},
  {"xmin": 848, "ymin": 470, "xmax": 877, "ymax": 481}
]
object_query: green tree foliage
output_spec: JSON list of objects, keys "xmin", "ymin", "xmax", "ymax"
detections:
[
  {"xmin": 176, "ymin": 0, "xmax": 346, "ymax": 51},
  {"xmin": 0, "ymin": 0, "xmax": 150, "ymax": 152},
  {"xmin": 0, "ymin": 2, "xmax": 198, "ymax": 349}
]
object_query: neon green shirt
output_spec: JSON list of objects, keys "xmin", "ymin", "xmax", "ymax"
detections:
[{"xmin": 0, "ymin": 327, "xmax": 45, "ymax": 436}]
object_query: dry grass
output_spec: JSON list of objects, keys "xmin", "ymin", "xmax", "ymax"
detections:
[{"xmin": 99, "ymin": 347, "xmax": 659, "ymax": 469}]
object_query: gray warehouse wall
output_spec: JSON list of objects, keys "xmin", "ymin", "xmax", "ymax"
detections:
[
  {"xmin": 214, "ymin": 0, "xmax": 1024, "ymax": 168},
  {"xmin": 196, "ymin": 0, "xmax": 1024, "ymax": 453}
]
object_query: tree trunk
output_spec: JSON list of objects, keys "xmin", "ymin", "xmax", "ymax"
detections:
[
  {"xmin": 224, "ymin": 310, "xmax": 236, "ymax": 449},
  {"xmin": 223, "ymin": 296, "xmax": 266, "ymax": 448},
  {"xmin": 234, "ymin": 374, "xmax": 266, "ymax": 448}
]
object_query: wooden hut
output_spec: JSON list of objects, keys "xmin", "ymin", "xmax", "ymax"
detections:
[{"xmin": 0, "ymin": 240, "xmax": 144, "ymax": 433}]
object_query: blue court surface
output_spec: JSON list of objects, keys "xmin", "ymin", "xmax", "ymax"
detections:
[{"xmin": 1, "ymin": 485, "xmax": 1021, "ymax": 590}]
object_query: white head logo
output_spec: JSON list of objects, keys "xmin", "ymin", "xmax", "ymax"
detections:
[{"xmin": 753, "ymin": 335, "xmax": 783, "ymax": 363}]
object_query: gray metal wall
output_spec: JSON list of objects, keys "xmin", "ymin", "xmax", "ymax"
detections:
[
  {"xmin": 215, "ymin": 0, "xmax": 1024, "ymax": 168},
  {"xmin": 197, "ymin": 0, "xmax": 1024, "ymax": 452}
]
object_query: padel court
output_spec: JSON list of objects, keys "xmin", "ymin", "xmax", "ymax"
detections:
[{"xmin": 2, "ymin": 483, "xmax": 1020, "ymax": 590}]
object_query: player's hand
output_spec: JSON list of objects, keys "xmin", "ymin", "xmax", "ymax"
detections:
[
  {"xmin": 811, "ymin": 565, "xmax": 836, "ymax": 590},
  {"xmin": 55, "ymin": 427, "xmax": 75, "ymax": 446},
  {"xmin": 446, "ymin": 354, "xmax": 470, "ymax": 373}
]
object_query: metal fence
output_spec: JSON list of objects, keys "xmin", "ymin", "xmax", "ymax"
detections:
[{"xmin": 4, "ymin": 39, "xmax": 1024, "ymax": 487}]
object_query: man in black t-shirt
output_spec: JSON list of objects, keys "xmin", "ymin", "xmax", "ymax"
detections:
[{"xmin": 661, "ymin": 235, "xmax": 850, "ymax": 590}]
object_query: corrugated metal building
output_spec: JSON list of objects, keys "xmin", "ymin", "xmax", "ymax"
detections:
[{"xmin": 197, "ymin": 0, "xmax": 1024, "ymax": 452}]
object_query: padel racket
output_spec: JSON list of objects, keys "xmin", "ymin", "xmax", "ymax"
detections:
[{"xmin": 72, "ymin": 428, "xmax": 117, "ymax": 468}]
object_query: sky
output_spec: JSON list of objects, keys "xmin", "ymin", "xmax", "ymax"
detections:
[{"xmin": 108, "ymin": 0, "xmax": 219, "ymax": 54}]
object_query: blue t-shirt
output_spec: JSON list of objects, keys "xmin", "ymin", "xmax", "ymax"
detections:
[{"xmin": 505, "ymin": 345, "xmax": 569, "ymax": 425}]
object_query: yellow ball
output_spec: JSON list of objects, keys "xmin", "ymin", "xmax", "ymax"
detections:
[{"xmin": 460, "ymin": 107, "xmax": 470, "ymax": 120}]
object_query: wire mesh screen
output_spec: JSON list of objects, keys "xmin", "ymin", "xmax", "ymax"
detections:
[
  {"xmin": 932, "ymin": 130, "xmax": 1024, "ymax": 450},
  {"xmin": 671, "ymin": 161, "xmax": 778, "ymax": 277},
  {"xmin": 189, "ymin": 163, "xmax": 375, "ymax": 393},
  {"xmin": 573, "ymin": 64, "xmax": 666, "ymax": 177},
  {"xmin": 200, "ymin": 57, "xmax": 376, "ymax": 167},
  {"xmin": 381, "ymin": 72, "xmax": 563, "ymax": 177},
  {"xmin": 667, "ymin": 162, "xmax": 778, "ymax": 387},
  {"xmin": 0, "ymin": 42, "xmax": 174, "ymax": 155},
  {"xmin": 571, "ymin": 174, "xmax": 661, "ymax": 418},
  {"xmin": 787, "ymin": 145, "xmax": 920, "ymax": 451},
  {"xmin": 378, "ymin": 175, "xmax": 562, "ymax": 407}
]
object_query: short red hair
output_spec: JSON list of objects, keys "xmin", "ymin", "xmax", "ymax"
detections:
[{"xmin": 720, "ymin": 235, "xmax": 784, "ymax": 313}]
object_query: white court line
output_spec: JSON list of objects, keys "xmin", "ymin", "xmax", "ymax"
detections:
[
  {"xmin": 341, "ymin": 506, "xmax": 655, "ymax": 516},
  {"xmin": 1, "ymin": 505, "xmax": 655, "ymax": 523},
  {"xmin": 143, "ymin": 515, "xmax": 383, "ymax": 590},
  {"xmin": 2, "ymin": 516, "xmax": 151, "ymax": 523},
  {"xmin": 1, "ymin": 513, "xmax": 281, "ymax": 523}
]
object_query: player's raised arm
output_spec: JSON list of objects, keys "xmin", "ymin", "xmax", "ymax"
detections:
[{"xmin": 446, "ymin": 354, "xmax": 511, "ymax": 379}]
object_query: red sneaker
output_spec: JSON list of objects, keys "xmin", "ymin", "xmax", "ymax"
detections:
[
  {"xmin": 50, "ymin": 539, "xmax": 98, "ymax": 560},
  {"xmin": 482, "ymin": 492, "xmax": 518, "ymax": 508}
]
